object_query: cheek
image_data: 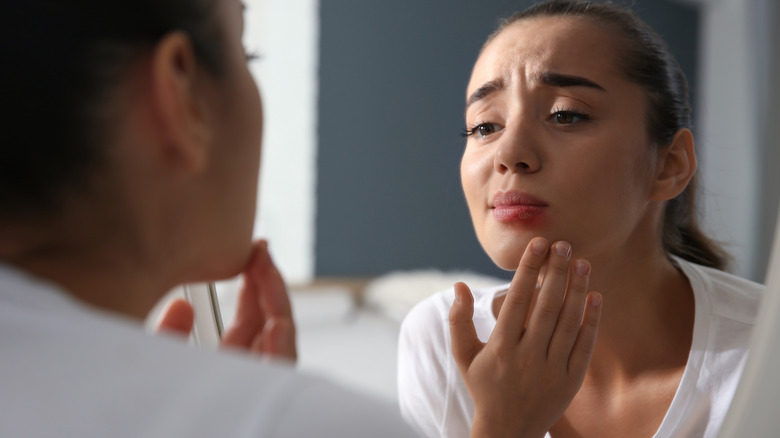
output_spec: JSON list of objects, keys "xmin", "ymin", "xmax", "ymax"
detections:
[
  {"xmin": 462, "ymin": 147, "xmax": 516, "ymax": 262},
  {"xmin": 460, "ymin": 148, "xmax": 491, "ymax": 222},
  {"xmin": 237, "ymin": 74, "xmax": 263, "ymax": 187},
  {"xmin": 552, "ymin": 142, "xmax": 656, "ymax": 250},
  {"xmin": 239, "ymin": 71, "xmax": 263, "ymax": 156},
  {"xmin": 218, "ymin": 71, "xmax": 263, "ymax": 239}
]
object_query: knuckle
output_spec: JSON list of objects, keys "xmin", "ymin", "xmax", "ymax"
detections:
[
  {"xmin": 518, "ymin": 251, "xmax": 544, "ymax": 273},
  {"xmin": 535, "ymin": 299, "xmax": 561, "ymax": 319},
  {"xmin": 504, "ymin": 289, "xmax": 533, "ymax": 309},
  {"xmin": 557, "ymin": 314, "xmax": 581, "ymax": 335},
  {"xmin": 547, "ymin": 255, "xmax": 570, "ymax": 275},
  {"xmin": 583, "ymin": 312, "xmax": 601, "ymax": 330},
  {"xmin": 516, "ymin": 260, "xmax": 541, "ymax": 280},
  {"xmin": 489, "ymin": 334, "xmax": 510, "ymax": 352}
]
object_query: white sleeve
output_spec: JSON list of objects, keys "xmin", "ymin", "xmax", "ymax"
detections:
[{"xmin": 397, "ymin": 294, "xmax": 460, "ymax": 438}]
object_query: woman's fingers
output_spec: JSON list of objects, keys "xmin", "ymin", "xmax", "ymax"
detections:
[
  {"xmin": 155, "ymin": 240, "xmax": 299, "ymax": 363},
  {"xmin": 222, "ymin": 243, "xmax": 268, "ymax": 347},
  {"xmin": 261, "ymin": 317, "xmax": 297, "ymax": 361},
  {"xmin": 523, "ymin": 241, "xmax": 572, "ymax": 353},
  {"xmin": 251, "ymin": 241, "xmax": 296, "ymax": 361},
  {"xmin": 449, "ymin": 239, "xmax": 602, "ymax": 437},
  {"xmin": 252, "ymin": 241, "xmax": 294, "ymax": 332},
  {"xmin": 568, "ymin": 292, "xmax": 602, "ymax": 374},
  {"xmin": 451, "ymin": 241, "xmax": 600, "ymax": 438},
  {"xmin": 493, "ymin": 237, "xmax": 550, "ymax": 345},
  {"xmin": 547, "ymin": 259, "xmax": 591, "ymax": 364},
  {"xmin": 221, "ymin": 240, "xmax": 297, "ymax": 361},
  {"xmin": 450, "ymin": 282, "xmax": 483, "ymax": 371},
  {"xmin": 155, "ymin": 298, "xmax": 195, "ymax": 338}
]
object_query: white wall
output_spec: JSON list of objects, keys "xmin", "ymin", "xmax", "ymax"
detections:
[{"xmin": 245, "ymin": 0, "xmax": 319, "ymax": 284}]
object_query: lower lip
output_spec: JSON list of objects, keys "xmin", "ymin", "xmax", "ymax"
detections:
[{"xmin": 493, "ymin": 205, "xmax": 546, "ymax": 223}]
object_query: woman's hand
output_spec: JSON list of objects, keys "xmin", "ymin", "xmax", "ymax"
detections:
[
  {"xmin": 157, "ymin": 240, "xmax": 297, "ymax": 362},
  {"xmin": 449, "ymin": 237, "xmax": 602, "ymax": 438}
]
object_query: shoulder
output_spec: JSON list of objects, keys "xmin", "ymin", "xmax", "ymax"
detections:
[
  {"xmin": 398, "ymin": 286, "xmax": 456, "ymax": 371},
  {"xmin": 676, "ymin": 257, "xmax": 764, "ymax": 325},
  {"xmin": 398, "ymin": 283, "xmax": 507, "ymax": 438},
  {"xmin": 676, "ymin": 258, "xmax": 763, "ymax": 386},
  {"xmin": 0, "ymin": 268, "xmax": 416, "ymax": 438},
  {"xmin": 400, "ymin": 282, "xmax": 509, "ymax": 341}
]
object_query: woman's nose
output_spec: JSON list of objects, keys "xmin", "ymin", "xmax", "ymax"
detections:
[{"xmin": 493, "ymin": 126, "xmax": 541, "ymax": 174}]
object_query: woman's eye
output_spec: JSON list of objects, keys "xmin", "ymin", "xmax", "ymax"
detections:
[
  {"xmin": 477, "ymin": 124, "xmax": 496, "ymax": 136},
  {"xmin": 463, "ymin": 123, "xmax": 501, "ymax": 139},
  {"xmin": 552, "ymin": 110, "xmax": 589, "ymax": 125}
]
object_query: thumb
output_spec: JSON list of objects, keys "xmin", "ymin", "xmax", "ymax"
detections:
[
  {"xmin": 155, "ymin": 298, "xmax": 195, "ymax": 338},
  {"xmin": 449, "ymin": 282, "xmax": 482, "ymax": 370}
]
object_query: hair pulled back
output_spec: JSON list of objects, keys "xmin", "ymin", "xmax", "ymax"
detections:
[
  {"xmin": 490, "ymin": 0, "xmax": 728, "ymax": 270},
  {"xmin": 1, "ymin": 1, "xmax": 223, "ymax": 221}
]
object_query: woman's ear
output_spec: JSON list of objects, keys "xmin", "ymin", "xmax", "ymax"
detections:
[
  {"xmin": 650, "ymin": 128, "xmax": 697, "ymax": 201},
  {"xmin": 147, "ymin": 31, "xmax": 213, "ymax": 173}
]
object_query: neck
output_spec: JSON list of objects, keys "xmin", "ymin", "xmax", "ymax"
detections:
[
  {"xmin": 581, "ymin": 234, "xmax": 695, "ymax": 385},
  {"xmin": 1, "ymin": 196, "xmax": 174, "ymax": 320}
]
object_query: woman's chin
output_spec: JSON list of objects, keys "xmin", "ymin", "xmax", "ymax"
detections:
[
  {"xmin": 484, "ymin": 237, "xmax": 535, "ymax": 271},
  {"xmin": 185, "ymin": 244, "xmax": 253, "ymax": 283}
]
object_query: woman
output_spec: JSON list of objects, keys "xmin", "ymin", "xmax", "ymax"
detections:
[
  {"xmin": 0, "ymin": 0, "xmax": 416, "ymax": 436},
  {"xmin": 398, "ymin": 1, "xmax": 764, "ymax": 437}
]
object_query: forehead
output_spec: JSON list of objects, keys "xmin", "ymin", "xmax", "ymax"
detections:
[{"xmin": 468, "ymin": 16, "xmax": 625, "ymax": 95}]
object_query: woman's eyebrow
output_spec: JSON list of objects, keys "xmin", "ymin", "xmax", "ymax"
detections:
[
  {"xmin": 539, "ymin": 71, "xmax": 606, "ymax": 91},
  {"xmin": 465, "ymin": 79, "xmax": 505, "ymax": 111}
]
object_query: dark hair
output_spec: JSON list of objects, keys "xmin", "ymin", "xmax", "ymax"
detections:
[
  {"xmin": 488, "ymin": 0, "xmax": 728, "ymax": 270},
  {"xmin": 1, "ymin": 1, "xmax": 223, "ymax": 222}
]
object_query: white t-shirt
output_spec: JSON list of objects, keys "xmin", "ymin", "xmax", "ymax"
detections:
[
  {"xmin": 0, "ymin": 264, "xmax": 418, "ymax": 438},
  {"xmin": 398, "ymin": 258, "xmax": 764, "ymax": 438}
]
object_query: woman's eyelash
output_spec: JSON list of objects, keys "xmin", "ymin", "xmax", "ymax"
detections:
[
  {"xmin": 461, "ymin": 126, "xmax": 477, "ymax": 137},
  {"xmin": 244, "ymin": 49, "xmax": 262, "ymax": 62},
  {"xmin": 463, "ymin": 108, "xmax": 589, "ymax": 137},
  {"xmin": 550, "ymin": 107, "xmax": 591, "ymax": 123}
]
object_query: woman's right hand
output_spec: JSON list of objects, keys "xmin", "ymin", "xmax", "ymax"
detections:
[
  {"xmin": 449, "ymin": 237, "xmax": 602, "ymax": 438},
  {"xmin": 220, "ymin": 240, "xmax": 297, "ymax": 361},
  {"xmin": 157, "ymin": 240, "xmax": 297, "ymax": 362}
]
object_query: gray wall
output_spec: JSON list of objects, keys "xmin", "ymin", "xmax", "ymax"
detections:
[{"xmin": 316, "ymin": 0, "xmax": 700, "ymax": 277}]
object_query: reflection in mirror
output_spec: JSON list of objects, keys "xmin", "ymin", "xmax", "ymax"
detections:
[{"xmin": 148, "ymin": 0, "xmax": 778, "ymax": 414}]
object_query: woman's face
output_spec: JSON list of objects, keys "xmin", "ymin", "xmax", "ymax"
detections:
[
  {"xmin": 461, "ymin": 16, "xmax": 659, "ymax": 270},
  {"xmin": 197, "ymin": 0, "xmax": 263, "ymax": 277}
]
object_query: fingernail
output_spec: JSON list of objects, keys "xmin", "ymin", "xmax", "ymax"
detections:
[
  {"xmin": 591, "ymin": 293, "xmax": 602, "ymax": 307},
  {"xmin": 531, "ymin": 238, "xmax": 548, "ymax": 254},
  {"xmin": 574, "ymin": 259, "xmax": 590, "ymax": 276},
  {"xmin": 555, "ymin": 242, "xmax": 571, "ymax": 258}
]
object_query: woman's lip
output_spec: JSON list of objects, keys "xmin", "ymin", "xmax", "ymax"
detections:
[
  {"xmin": 491, "ymin": 191, "xmax": 548, "ymax": 208},
  {"xmin": 491, "ymin": 191, "xmax": 547, "ymax": 223},
  {"xmin": 493, "ymin": 205, "xmax": 546, "ymax": 222}
]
